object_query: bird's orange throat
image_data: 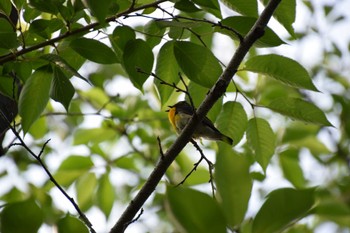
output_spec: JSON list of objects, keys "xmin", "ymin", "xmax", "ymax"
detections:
[{"xmin": 168, "ymin": 107, "xmax": 177, "ymax": 131}]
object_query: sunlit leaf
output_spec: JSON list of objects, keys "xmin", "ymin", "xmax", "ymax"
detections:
[
  {"xmin": 267, "ymin": 97, "xmax": 333, "ymax": 126},
  {"xmin": 246, "ymin": 118, "xmax": 276, "ymax": 172},
  {"xmin": 253, "ymin": 188, "xmax": 315, "ymax": 233},
  {"xmin": 57, "ymin": 215, "xmax": 89, "ymax": 233},
  {"xmin": 262, "ymin": 0, "xmax": 296, "ymax": 37},
  {"xmin": 97, "ymin": 173, "xmax": 115, "ymax": 217},
  {"xmin": 216, "ymin": 145, "xmax": 252, "ymax": 227},
  {"xmin": 279, "ymin": 149, "xmax": 307, "ymax": 188},
  {"xmin": 54, "ymin": 156, "xmax": 94, "ymax": 187},
  {"xmin": 76, "ymin": 173, "xmax": 97, "ymax": 211},
  {"xmin": 166, "ymin": 187, "xmax": 227, "ymax": 233},
  {"xmin": 244, "ymin": 55, "xmax": 318, "ymax": 91},
  {"xmin": 216, "ymin": 101, "xmax": 248, "ymax": 146},
  {"xmin": 73, "ymin": 127, "xmax": 118, "ymax": 145},
  {"xmin": 220, "ymin": 0, "xmax": 258, "ymax": 17}
]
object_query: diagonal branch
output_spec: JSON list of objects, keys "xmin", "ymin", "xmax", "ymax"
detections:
[{"xmin": 110, "ymin": 0, "xmax": 282, "ymax": 232}]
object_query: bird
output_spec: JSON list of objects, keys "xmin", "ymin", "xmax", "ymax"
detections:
[{"xmin": 167, "ymin": 101, "xmax": 233, "ymax": 145}]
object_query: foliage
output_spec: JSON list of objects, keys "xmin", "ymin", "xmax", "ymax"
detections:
[{"xmin": 0, "ymin": 0, "xmax": 349, "ymax": 233}]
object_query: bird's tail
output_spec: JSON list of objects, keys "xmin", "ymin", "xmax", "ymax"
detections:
[{"xmin": 220, "ymin": 134, "xmax": 233, "ymax": 145}]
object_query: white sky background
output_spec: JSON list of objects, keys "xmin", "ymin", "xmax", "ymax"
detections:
[{"xmin": 1, "ymin": 0, "xmax": 350, "ymax": 232}]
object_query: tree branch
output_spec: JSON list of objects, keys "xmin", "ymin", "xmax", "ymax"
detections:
[
  {"xmin": 110, "ymin": 0, "xmax": 282, "ymax": 232},
  {"xmin": 0, "ymin": 0, "xmax": 168, "ymax": 65}
]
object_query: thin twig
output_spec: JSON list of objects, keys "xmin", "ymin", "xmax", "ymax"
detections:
[
  {"xmin": 157, "ymin": 136, "xmax": 164, "ymax": 158},
  {"xmin": 0, "ymin": 111, "xmax": 96, "ymax": 233},
  {"xmin": 0, "ymin": 0, "xmax": 168, "ymax": 65}
]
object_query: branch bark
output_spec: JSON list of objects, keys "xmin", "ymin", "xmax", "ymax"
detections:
[
  {"xmin": 0, "ymin": 0, "xmax": 167, "ymax": 65},
  {"xmin": 110, "ymin": 0, "xmax": 282, "ymax": 232}
]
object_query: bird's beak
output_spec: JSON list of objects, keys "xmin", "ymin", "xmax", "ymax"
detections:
[{"xmin": 165, "ymin": 105, "xmax": 173, "ymax": 112}]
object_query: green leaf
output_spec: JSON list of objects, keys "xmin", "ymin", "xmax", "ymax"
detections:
[
  {"xmin": 262, "ymin": 0, "xmax": 296, "ymax": 37},
  {"xmin": 144, "ymin": 20, "xmax": 166, "ymax": 48},
  {"xmin": 97, "ymin": 173, "xmax": 115, "ymax": 218},
  {"xmin": 28, "ymin": 0, "xmax": 63, "ymax": 14},
  {"xmin": 216, "ymin": 101, "xmax": 248, "ymax": 146},
  {"xmin": 174, "ymin": 41, "xmax": 222, "ymax": 88},
  {"xmin": 279, "ymin": 149, "xmax": 307, "ymax": 189},
  {"xmin": 70, "ymin": 38, "xmax": 118, "ymax": 64},
  {"xmin": 109, "ymin": 25, "xmax": 136, "ymax": 62},
  {"xmin": 216, "ymin": 145, "xmax": 252, "ymax": 227},
  {"xmin": 174, "ymin": 0, "xmax": 201, "ymax": 12},
  {"xmin": 252, "ymin": 188, "xmax": 315, "ymax": 233},
  {"xmin": 57, "ymin": 215, "xmax": 89, "ymax": 233},
  {"xmin": 217, "ymin": 16, "xmax": 285, "ymax": 47},
  {"xmin": 50, "ymin": 67, "xmax": 74, "ymax": 110},
  {"xmin": 123, "ymin": 39, "xmax": 154, "ymax": 91},
  {"xmin": 86, "ymin": 0, "xmax": 111, "ymax": 22},
  {"xmin": 244, "ymin": 55, "xmax": 318, "ymax": 91},
  {"xmin": 29, "ymin": 18, "xmax": 64, "ymax": 39},
  {"xmin": 282, "ymin": 122, "xmax": 320, "ymax": 143},
  {"xmin": 18, "ymin": 66, "xmax": 53, "ymax": 133},
  {"xmin": 0, "ymin": 1, "xmax": 12, "ymax": 17},
  {"xmin": 267, "ymin": 97, "xmax": 333, "ymax": 126},
  {"xmin": 246, "ymin": 118, "xmax": 276, "ymax": 172},
  {"xmin": 155, "ymin": 41, "xmax": 180, "ymax": 107},
  {"xmin": 40, "ymin": 54, "xmax": 89, "ymax": 83},
  {"xmin": 1, "ymin": 199, "xmax": 43, "ymax": 233},
  {"xmin": 54, "ymin": 155, "xmax": 94, "ymax": 187},
  {"xmin": 73, "ymin": 127, "xmax": 117, "ymax": 145},
  {"xmin": 220, "ymin": 0, "xmax": 258, "ymax": 17},
  {"xmin": 0, "ymin": 18, "xmax": 18, "ymax": 49},
  {"xmin": 166, "ymin": 187, "xmax": 227, "ymax": 233},
  {"xmin": 76, "ymin": 173, "xmax": 97, "ymax": 211}
]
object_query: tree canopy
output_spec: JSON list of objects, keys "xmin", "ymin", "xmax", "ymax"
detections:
[{"xmin": 0, "ymin": 0, "xmax": 349, "ymax": 233}]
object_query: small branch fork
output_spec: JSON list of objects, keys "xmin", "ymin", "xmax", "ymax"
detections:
[
  {"xmin": 177, "ymin": 139, "xmax": 216, "ymax": 197},
  {"xmin": 0, "ymin": 111, "xmax": 96, "ymax": 233}
]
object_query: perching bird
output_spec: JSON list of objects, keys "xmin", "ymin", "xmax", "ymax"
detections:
[{"xmin": 167, "ymin": 101, "xmax": 233, "ymax": 145}]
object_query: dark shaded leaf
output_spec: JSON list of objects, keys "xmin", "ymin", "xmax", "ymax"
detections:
[
  {"xmin": 70, "ymin": 38, "xmax": 118, "ymax": 64},
  {"xmin": 123, "ymin": 39, "xmax": 154, "ymax": 91},
  {"xmin": 51, "ymin": 67, "xmax": 75, "ymax": 110},
  {"xmin": 166, "ymin": 187, "xmax": 227, "ymax": 233},
  {"xmin": 217, "ymin": 16, "xmax": 285, "ymax": 47},
  {"xmin": 1, "ymin": 199, "xmax": 43, "ymax": 233},
  {"xmin": 253, "ymin": 188, "xmax": 315, "ymax": 233},
  {"xmin": 174, "ymin": 41, "xmax": 222, "ymax": 88},
  {"xmin": 18, "ymin": 66, "xmax": 53, "ymax": 133}
]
